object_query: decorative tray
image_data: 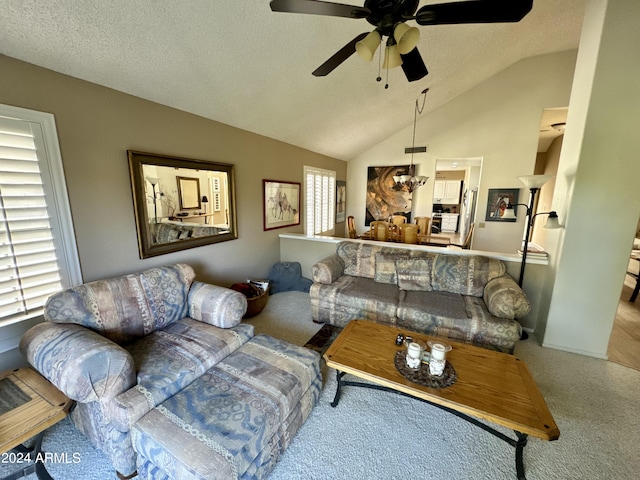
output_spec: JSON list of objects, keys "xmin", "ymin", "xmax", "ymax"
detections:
[{"xmin": 394, "ymin": 351, "xmax": 457, "ymax": 388}]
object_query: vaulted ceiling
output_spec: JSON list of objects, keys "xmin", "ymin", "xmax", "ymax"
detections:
[{"xmin": 0, "ymin": 0, "xmax": 586, "ymax": 160}]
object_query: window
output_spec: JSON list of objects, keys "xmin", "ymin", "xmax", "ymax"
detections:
[
  {"xmin": 0, "ymin": 105, "xmax": 81, "ymax": 328},
  {"xmin": 304, "ymin": 166, "xmax": 336, "ymax": 235}
]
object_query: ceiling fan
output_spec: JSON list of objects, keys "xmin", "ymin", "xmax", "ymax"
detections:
[{"xmin": 270, "ymin": 0, "xmax": 533, "ymax": 83}]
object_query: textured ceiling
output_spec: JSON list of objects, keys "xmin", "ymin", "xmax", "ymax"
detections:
[{"xmin": 0, "ymin": 0, "xmax": 585, "ymax": 160}]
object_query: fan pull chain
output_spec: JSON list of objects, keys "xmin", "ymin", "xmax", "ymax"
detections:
[
  {"xmin": 376, "ymin": 38, "xmax": 382, "ymax": 83},
  {"xmin": 385, "ymin": 64, "xmax": 390, "ymax": 89}
]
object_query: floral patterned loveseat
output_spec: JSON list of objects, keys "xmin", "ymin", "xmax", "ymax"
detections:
[
  {"xmin": 310, "ymin": 241, "xmax": 530, "ymax": 353},
  {"xmin": 19, "ymin": 264, "xmax": 262, "ymax": 477}
]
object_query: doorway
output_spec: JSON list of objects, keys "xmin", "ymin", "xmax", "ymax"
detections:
[
  {"xmin": 434, "ymin": 157, "xmax": 482, "ymax": 244},
  {"xmin": 607, "ymin": 233, "xmax": 640, "ymax": 371}
]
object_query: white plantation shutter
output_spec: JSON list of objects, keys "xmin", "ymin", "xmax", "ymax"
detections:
[
  {"xmin": 0, "ymin": 106, "xmax": 81, "ymax": 328},
  {"xmin": 304, "ymin": 166, "xmax": 335, "ymax": 235}
]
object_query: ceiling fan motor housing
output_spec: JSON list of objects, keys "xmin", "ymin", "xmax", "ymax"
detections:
[{"xmin": 364, "ymin": 0, "xmax": 419, "ymax": 36}]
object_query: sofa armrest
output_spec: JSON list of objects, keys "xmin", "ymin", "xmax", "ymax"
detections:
[
  {"xmin": 311, "ymin": 254, "xmax": 345, "ymax": 284},
  {"xmin": 19, "ymin": 322, "xmax": 135, "ymax": 403},
  {"xmin": 188, "ymin": 281, "xmax": 247, "ymax": 328},
  {"xmin": 483, "ymin": 275, "xmax": 531, "ymax": 319}
]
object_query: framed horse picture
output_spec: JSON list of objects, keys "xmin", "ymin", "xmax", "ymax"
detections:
[{"xmin": 263, "ymin": 179, "xmax": 301, "ymax": 231}]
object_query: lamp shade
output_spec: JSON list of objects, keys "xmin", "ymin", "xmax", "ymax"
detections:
[
  {"xmin": 356, "ymin": 30, "xmax": 381, "ymax": 62},
  {"xmin": 146, "ymin": 177, "xmax": 159, "ymax": 186},
  {"xmin": 394, "ymin": 23, "xmax": 420, "ymax": 55},
  {"xmin": 502, "ymin": 206, "xmax": 517, "ymax": 219},
  {"xmin": 201, "ymin": 196, "xmax": 209, "ymax": 203},
  {"xmin": 517, "ymin": 174, "xmax": 554, "ymax": 189},
  {"xmin": 543, "ymin": 211, "xmax": 561, "ymax": 229},
  {"xmin": 382, "ymin": 44, "xmax": 402, "ymax": 69}
]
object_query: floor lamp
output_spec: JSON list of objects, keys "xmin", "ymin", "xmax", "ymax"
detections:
[
  {"xmin": 146, "ymin": 177, "xmax": 160, "ymax": 224},
  {"xmin": 502, "ymin": 175, "xmax": 558, "ymax": 287}
]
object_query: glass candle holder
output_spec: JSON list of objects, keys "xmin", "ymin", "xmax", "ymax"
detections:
[
  {"xmin": 405, "ymin": 342, "xmax": 423, "ymax": 370},
  {"xmin": 427, "ymin": 342, "xmax": 451, "ymax": 376}
]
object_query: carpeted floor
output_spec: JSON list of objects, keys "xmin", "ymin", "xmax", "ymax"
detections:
[{"xmin": 3, "ymin": 291, "xmax": 640, "ymax": 479}]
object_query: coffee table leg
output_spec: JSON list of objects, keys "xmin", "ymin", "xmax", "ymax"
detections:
[
  {"xmin": 326, "ymin": 369, "xmax": 534, "ymax": 480},
  {"xmin": 2, "ymin": 431, "xmax": 54, "ymax": 480},
  {"xmin": 515, "ymin": 432, "xmax": 528, "ymax": 480},
  {"xmin": 330, "ymin": 370, "xmax": 346, "ymax": 407}
]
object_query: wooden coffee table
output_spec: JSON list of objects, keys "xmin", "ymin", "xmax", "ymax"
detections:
[
  {"xmin": 0, "ymin": 368, "xmax": 73, "ymax": 480},
  {"xmin": 323, "ymin": 320, "xmax": 559, "ymax": 480}
]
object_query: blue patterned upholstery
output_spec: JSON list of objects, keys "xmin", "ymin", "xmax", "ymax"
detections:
[
  {"xmin": 311, "ymin": 241, "xmax": 529, "ymax": 353},
  {"xmin": 110, "ymin": 320, "xmax": 255, "ymax": 432},
  {"xmin": 43, "ymin": 264, "xmax": 197, "ymax": 344},
  {"xmin": 132, "ymin": 334, "xmax": 322, "ymax": 480},
  {"xmin": 20, "ymin": 322, "xmax": 135, "ymax": 402},
  {"xmin": 20, "ymin": 264, "xmax": 251, "ymax": 477}
]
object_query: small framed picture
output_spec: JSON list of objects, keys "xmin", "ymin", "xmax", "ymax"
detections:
[
  {"xmin": 485, "ymin": 188, "xmax": 519, "ymax": 222},
  {"xmin": 263, "ymin": 180, "xmax": 301, "ymax": 231}
]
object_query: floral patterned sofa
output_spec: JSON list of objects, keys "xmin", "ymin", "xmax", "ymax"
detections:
[
  {"xmin": 310, "ymin": 241, "xmax": 530, "ymax": 353},
  {"xmin": 20, "ymin": 264, "xmax": 321, "ymax": 479}
]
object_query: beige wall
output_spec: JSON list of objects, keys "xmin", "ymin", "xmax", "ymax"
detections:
[
  {"xmin": 347, "ymin": 50, "xmax": 578, "ymax": 254},
  {"xmin": 541, "ymin": 0, "xmax": 640, "ymax": 357},
  {"xmin": 531, "ymin": 135, "xmax": 563, "ymax": 246},
  {"xmin": 0, "ymin": 54, "xmax": 346, "ymax": 285}
]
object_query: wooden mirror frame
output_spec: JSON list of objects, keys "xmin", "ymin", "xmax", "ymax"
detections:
[{"xmin": 128, "ymin": 150, "xmax": 238, "ymax": 258}]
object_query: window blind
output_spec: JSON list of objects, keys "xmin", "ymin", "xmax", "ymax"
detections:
[
  {"xmin": 304, "ymin": 166, "xmax": 335, "ymax": 235},
  {"xmin": 0, "ymin": 116, "xmax": 63, "ymax": 325}
]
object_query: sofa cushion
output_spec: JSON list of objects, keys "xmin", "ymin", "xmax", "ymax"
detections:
[
  {"xmin": 431, "ymin": 255, "xmax": 506, "ymax": 297},
  {"xmin": 44, "ymin": 264, "xmax": 196, "ymax": 344},
  {"xmin": 109, "ymin": 319, "xmax": 254, "ymax": 432},
  {"xmin": 397, "ymin": 290, "xmax": 470, "ymax": 339},
  {"xmin": 310, "ymin": 276, "xmax": 400, "ymax": 327},
  {"xmin": 337, "ymin": 241, "xmax": 387, "ymax": 279},
  {"xmin": 374, "ymin": 252, "xmax": 410, "ymax": 284},
  {"xmin": 397, "ymin": 290, "xmax": 521, "ymax": 353},
  {"xmin": 395, "ymin": 257, "xmax": 434, "ymax": 291}
]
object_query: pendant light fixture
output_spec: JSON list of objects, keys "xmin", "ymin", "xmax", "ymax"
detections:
[{"xmin": 393, "ymin": 88, "xmax": 429, "ymax": 194}]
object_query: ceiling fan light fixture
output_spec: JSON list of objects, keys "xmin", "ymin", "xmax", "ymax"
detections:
[
  {"xmin": 394, "ymin": 23, "xmax": 420, "ymax": 55},
  {"xmin": 382, "ymin": 44, "xmax": 402, "ymax": 69},
  {"xmin": 355, "ymin": 30, "xmax": 381, "ymax": 62}
]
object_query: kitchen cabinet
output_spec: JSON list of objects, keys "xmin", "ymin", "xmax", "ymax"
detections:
[
  {"xmin": 433, "ymin": 180, "xmax": 461, "ymax": 204},
  {"xmin": 441, "ymin": 213, "xmax": 459, "ymax": 233}
]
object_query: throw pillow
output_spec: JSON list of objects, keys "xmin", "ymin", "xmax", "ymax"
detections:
[
  {"xmin": 395, "ymin": 257, "xmax": 433, "ymax": 291},
  {"xmin": 374, "ymin": 252, "xmax": 409, "ymax": 284}
]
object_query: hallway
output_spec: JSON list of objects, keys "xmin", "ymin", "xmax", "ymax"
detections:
[{"xmin": 607, "ymin": 274, "xmax": 640, "ymax": 371}]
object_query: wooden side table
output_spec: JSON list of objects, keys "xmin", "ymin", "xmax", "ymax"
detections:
[{"xmin": 0, "ymin": 368, "xmax": 73, "ymax": 480}]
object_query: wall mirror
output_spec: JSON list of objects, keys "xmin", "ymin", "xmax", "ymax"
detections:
[{"xmin": 128, "ymin": 150, "xmax": 238, "ymax": 258}]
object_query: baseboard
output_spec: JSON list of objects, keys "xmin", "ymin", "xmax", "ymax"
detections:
[{"xmin": 541, "ymin": 342, "xmax": 609, "ymax": 360}]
